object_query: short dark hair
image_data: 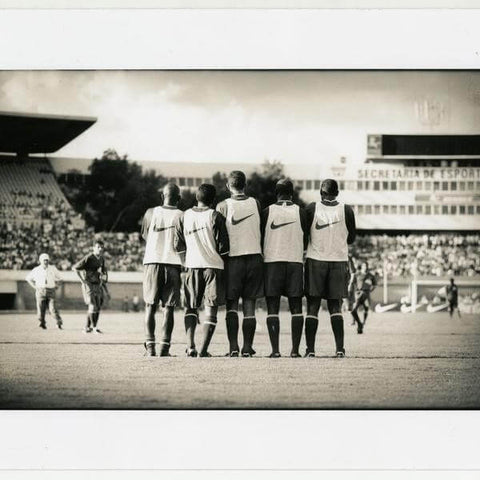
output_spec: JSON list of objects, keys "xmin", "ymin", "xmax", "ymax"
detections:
[
  {"xmin": 275, "ymin": 179, "xmax": 294, "ymax": 197},
  {"xmin": 228, "ymin": 170, "xmax": 246, "ymax": 190},
  {"xmin": 320, "ymin": 179, "xmax": 339, "ymax": 197},
  {"xmin": 94, "ymin": 239, "xmax": 104, "ymax": 247},
  {"xmin": 196, "ymin": 183, "xmax": 216, "ymax": 205},
  {"xmin": 162, "ymin": 182, "xmax": 180, "ymax": 198}
]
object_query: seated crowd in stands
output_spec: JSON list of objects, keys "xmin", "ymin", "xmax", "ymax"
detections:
[
  {"xmin": 1, "ymin": 213, "xmax": 479, "ymax": 277},
  {"xmin": 351, "ymin": 234, "xmax": 480, "ymax": 278}
]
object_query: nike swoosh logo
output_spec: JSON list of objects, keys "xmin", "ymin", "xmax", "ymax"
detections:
[
  {"xmin": 375, "ymin": 303, "xmax": 398, "ymax": 313},
  {"xmin": 315, "ymin": 220, "xmax": 340, "ymax": 230},
  {"xmin": 400, "ymin": 303, "xmax": 425, "ymax": 313},
  {"xmin": 153, "ymin": 225, "xmax": 175, "ymax": 232},
  {"xmin": 186, "ymin": 226, "xmax": 206, "ymax": 235},
  {"xmin": 231, "ymin": 213, "xmax": 254, "ymax": 225},
  {"xmin": 270, "ymin": 220, "xmax": 296, "ymax": 230},
  {"xmin": 427, "ymin": 303, "xmax": 449, "ymax": 313}
]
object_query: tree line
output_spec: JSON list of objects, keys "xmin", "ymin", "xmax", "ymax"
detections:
[{"xmin": 60, "ymin": 149, "xmax": 304, "ymax": 232}]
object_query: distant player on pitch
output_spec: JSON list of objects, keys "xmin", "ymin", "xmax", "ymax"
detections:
[
  {"xmin": 261, "ymin": 179, "xmax": 309, "ymax": 358},
  {"xmin": 305, "ymin": 179, "xmax": 356, "ymax": 357},
  {"xmin": 216, "ymin": 171, "xmax": 263, "ymax": 357},
  {"xmin": 26, "ymin": 253, "xmax": 63, "ymax": 330},
  {"xmin": 446, "ymin": 277, "xmax": 461, "ymax": 318},
  {"xmin": 174, "ymin": 183, "xmax": 229, "ymax": 357},
  {"xmin": 73, "ymin": 239, "xmax": 110, "ymax": 334},
  {"xmin": 350, "ymin": 261, "xmax": 377, "ymax": 333},
  {"xmin": 141, "ymin": 183, "xmax": 184, "ymax": 356}
]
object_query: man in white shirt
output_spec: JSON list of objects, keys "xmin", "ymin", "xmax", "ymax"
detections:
[{"xmin": 26, "ymin": 253, "xmax": 63, "ymax": 329}]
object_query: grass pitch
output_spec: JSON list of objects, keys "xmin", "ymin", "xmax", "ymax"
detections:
[{"xmin": 0, "ymin": 309, "xmax": 479, "ymax": 409}]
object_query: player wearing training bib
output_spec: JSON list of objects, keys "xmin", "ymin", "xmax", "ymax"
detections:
[
  {"xmin": 304, "ymin": 179, "xmax": 356, "ymax": 357},
  {"xmin": 216, "ymin": 170, "xmax": 263, "ymax": 357},
  {"xmin": 351, "ymin": 262, "xmax": 377, "ymax": 334},
  {"xmin": 141, "ymin": 183, "xmax": 183, "ymax": 357},
  {"xmin": 174, "ymin": 183, "xmax": 229, "ymax": 358},
  {"xmin": 26, "ymin": 253, "xmax": 63, "ymax": 330},
  {"xmin": 261, "ymin": 179, "xmax": 309, "ymax": 358}
]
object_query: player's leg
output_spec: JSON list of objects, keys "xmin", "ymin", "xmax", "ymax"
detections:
[
  {"xmin": 47, "ymin": 292, "xmax": 63, "ymax": 329},
  {"xmin": 224, "ymin": 257, "xmax": 240, "ymax": 356},
  {"xmin": 198, "ymin": 268, "xmax": 224, "ymax": 357},
  {"xmin": 81, "ymin": 284, "xmax": 93, "ymax": 333},
  {"xmin": 328, "ymin": 299, "xmax": 345, "ymax": 356},
  {"xmin": 144, "ymin": 303, "xmax": 157, "ymax": 356},
  {"xmin": 327, "ymin": 262, "xmax": 349, "ymax": 356},
  {"xmin": 143, "ymin": 264, "xmax": 160, "ymax": 355},
  {"xmin": 92, "ymin": 288, "xmax": 103, "ymax": 333},
  {"xmin": 266, "ymin": 295, "xmax": 281, "ymax": 357},
  {"xmin": 36, "ymin": 291, "xmax": 47, "ymax": 329},
  {"xmin": 241, "ymin": 298, "xmax": 257, "ymax": 356},
  {"xmin": 225, "ymin": 298, "xmax": 240, "ymax": 356},
  {"xmin": 285, "ymin": 262, "xmax": 304, "ymax": 358},
  {"xmin": 304, "ymin": 259, "xmax": 327, "ymax": 357},
  {"xmin": 448, "ymin": 301, "xmax": 454, "ymax": 318},
  {"xmin": 288, "ymin": 297, "xmax": 303, "ymax": 358},
  {"xmin": 241, "ymin": 254, "xmax": 264, "ymax": 357},
  {"xmin": 184, "ymin": 268, "xmax": 201, "ymax": 357},
  {"xmin": 350, "ymin": 293, "xmax": 363, "ymax": 333},
  {"xmin": 362, "ymin": 296, "xmax": 370, "ymax": 326},
  {"xmin": 158, "ymin": 265, "xmax": 182, "ymax": 356},
  {"xmin": 305, "ymin": 296, "xmax": 321, "ymax": 357}
]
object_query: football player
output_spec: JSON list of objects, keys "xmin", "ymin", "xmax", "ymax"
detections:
[
  {"xmin": 304, "ymin": 179, "xmax": 356, "ymax": 357},
  {"xmin": 446, "ymin": 277, "xmax": 461, "ymax": 318},
  {"xmin": 261, "ymin": 179, "xmax": 308, "ymax": 358},
  {"xmin": 216, "ymin": 171, "xmax": 263, "ymax": 357},
  {"xmin": 141, "ymin": 183, "xmax": 184, "ymax": 356},
  {"xmin": 351, "ymin": 261, "xmax": 377, "ymax": 333},
  {"xmin": 73, "ymin": 239, "xmax": 110, "ymax": 334},
  {"xmin": 26, "ymin": 253, "xmax": 63, "ymax": 330},
  {"xmin": 174, "ymin": 184, "xmax": 229, "ymax": 357}
]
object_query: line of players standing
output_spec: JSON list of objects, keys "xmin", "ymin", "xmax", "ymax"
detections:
[
  {"xmin": 141, "ymin": 171, "xmax": 358, "ymax": 358},
  {"xmin": 26, "ymin": 170, "xmax": 383, "ymax": 357}
]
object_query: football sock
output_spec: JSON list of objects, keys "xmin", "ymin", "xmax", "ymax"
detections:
[
  {"xmin": 226, "ymin": 310, "xmax": 240, "ymax": 351},
  {"xmin": 305, "ymin": 315, "xmax": 318, "ymax": 353},
  {"xmin": 266, "ymin": 315, "xmax": 280, "ymax": 353},
  {"xmin": 351, "ymin": 310, "xmax": 361, "ymax": 326},
  {"xmin": 363, "ymin": 310, "xmax": 368, "ymax": 324},
  {"xmin": 184, "ymin": 312, "xmax": 198, "ymax": 349},
  {"xmin": 145, "ymin": 306, "xmax": 156, "ymax": 342},
  {"xmin": 242, "ymin": 316, "xmax": 256, "ymax": 352},
  {"xmin": 161, "ymin": 308, "xmax": 174, "ymax": 345},
  {"xmin": 291, "ymin": 314, "xmax": 304, "ymax": 354},
  {"xmin": 92, "ymin": 312, "xmax": 99, "ymax": 328},
  {"xmin": 85, "ymin": 313, "xmax": 93, "ymax": 329},
  {"xmin": 330, "ymin": 313, "xmax": 344, "ymax": 352},
  {"xmin": 200, "ymin": 316, "xmax": 217, "ymax": 355}
]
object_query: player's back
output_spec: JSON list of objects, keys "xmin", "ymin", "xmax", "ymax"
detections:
[
  {"xmin": 143, "ymin": 206, "xmax": 183, "ymax": 266},
  {"xmin": 307, "ymin": 201, "xmax": 349, "ymax": 262},
  {"xmin": 183, "ymin": 207, "xmax": 225, "ymax": 270},
  {"xmin": 263, "ymin": 201, "xmax": 303, "ymax": 263},
  {"xmin": 217, "ymin": 195, "xmax": 261, "ymax": 257}
]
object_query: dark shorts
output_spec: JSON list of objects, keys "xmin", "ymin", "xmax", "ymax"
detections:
[
  {"xmin": 82, "ymin": 283, "xmax": 104, "ymax": 311},
  {"xmin": 225, "ymin": 254, "xmax": 264, "ymax": 300},
  {"xmin": 143, "ymin": 263, "xmax": 181, "ymax": 307},
  {"xmin": 264, "ymin": 262, "xmax": 303, "ymax": 298},
  {"xmin": 353, "ymin": 290, "xmax": 370, "ymax": 310},
  {"xmin": 304, "ymin": 259, "xmax": 349, "ymax": 300},
  {"xmin": 184, "ymin": 268, "xmax": 226, "ymax": 308}
]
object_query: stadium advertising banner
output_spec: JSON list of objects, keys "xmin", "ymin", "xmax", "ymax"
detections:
[{"xmin": 357, "ymin": 166, "xmax": 480, "ymax": 180}]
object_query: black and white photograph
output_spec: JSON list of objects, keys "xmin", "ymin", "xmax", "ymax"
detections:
[
  {"xmin": 1, "ymin": 69, "xmax": 479, "ymax": 410},
  {"xmin": 1, "ymin": 6, "xmax": 480, "ymax": 478}
]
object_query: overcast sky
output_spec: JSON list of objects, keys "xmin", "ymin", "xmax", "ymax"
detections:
[{"xmin": 1, "ymin": 71, "xmax": 479, "ymax": 166}]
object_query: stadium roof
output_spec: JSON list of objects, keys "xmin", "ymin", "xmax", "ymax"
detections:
[{"xmin": 0, "ymin": 111, "xmax": 97, "ymax": 154}]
